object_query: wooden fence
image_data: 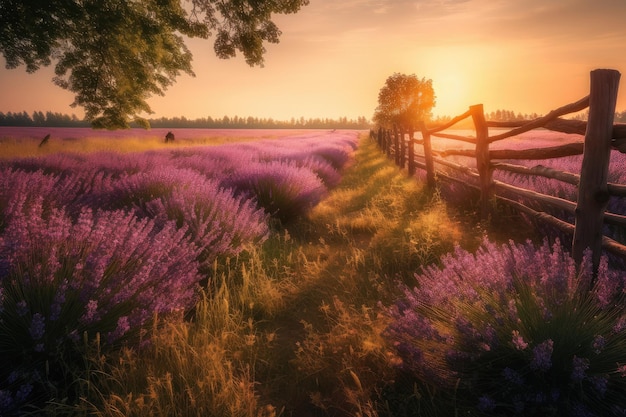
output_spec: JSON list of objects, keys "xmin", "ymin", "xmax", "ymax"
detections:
[{"xmin": 372, "ymin": 69, "xmax": 626, "ymax": 274}]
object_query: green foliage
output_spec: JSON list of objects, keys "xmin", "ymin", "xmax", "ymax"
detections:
[
  {"xmin": 373, "ymin": 73, "xmax": 436, "ymax": 131},
  {"xmin": 0, "ymin": 0, "xmax": 309, "ymax": 129}
]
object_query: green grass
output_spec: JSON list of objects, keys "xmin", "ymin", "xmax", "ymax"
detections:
[{"xmin": 36, "ymin": 133, "xmax": 537, "ymax": 416}]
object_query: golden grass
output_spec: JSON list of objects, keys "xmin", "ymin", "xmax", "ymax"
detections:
[{"xmin": 0, "ymin": 132, "xmax": 292, "ymax": 159}]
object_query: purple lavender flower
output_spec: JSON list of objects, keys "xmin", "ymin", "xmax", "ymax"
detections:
[
  {"xmin": 477, "ymin": 395, "xmax": 496, "ymax": 412},
  {"xmin": 50, "ymin": 284, "xmax": 66, "ymax": 321},
  {"xmin": 14, "ymin": 383, "xmax": 33, "ymax": 403},
  {"xmin": 531, "ymin": 339, "xmax": 554, "ymax": 371},
  {"xmin": 571, "ymin": 356, "xmax": 590, "ymax": 383},
  {"xmin": 28, "ymin": 313, "xmax": 45, "ymax": 341},
  {"xmin": 15, "ymin": 300, "xmax": 28, "ymax": 317},
  {"xmin": 511, "ymin": 330, "xmax": 528, "ymax": 351},
  {"xmin": 502, "ymin": 367, "xmax": 524, "ymax": 385},
  {"xmin": 81, "ymin": 300, "xmax": 99, "ymax": 325},
  {"xmin": 593, "ymin": 256, "xmax": 626, "ymax": 308},
  {"xmin": 590, "ymin": 375, "xmax": 608, "ymax": 397},
  {"xmin": 0, "ymin": 390, "xmax": 13, "ymax": 412},
  {"xmin": 592, "ymin": 335, "xmax": 606, "ymax": 354},
  {"xmin": 107, "ymin": 316, "xmax": 131, "ymax": 344}
]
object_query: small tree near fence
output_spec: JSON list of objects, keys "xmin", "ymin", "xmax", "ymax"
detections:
[{"xmin": 373, "ymin": 73, "xmax": 435, "ymax": 153}]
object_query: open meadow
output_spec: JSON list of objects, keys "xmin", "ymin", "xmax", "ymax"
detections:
[{"xmin": 1, "ymin": 128, "xmax": 626, "ymax": 417}]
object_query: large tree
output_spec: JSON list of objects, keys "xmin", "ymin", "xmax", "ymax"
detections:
[
  {"xmin": 0, "ymin": 0, "xmax": 308, "ymax": 129},
  {"xmin": 373, "ymin": 73, "xmax": 435, "ymax": 132}
]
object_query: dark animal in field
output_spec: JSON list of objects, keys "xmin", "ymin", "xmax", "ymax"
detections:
[
  {"xmin": 39, "ymin": 134, "xmax": 51, "ymax": 147},
  {"xmin": 165, "ymin": 131, "xmax": 175, "ymax": 143}
]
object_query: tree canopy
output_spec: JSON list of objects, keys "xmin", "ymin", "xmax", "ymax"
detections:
[
  {"xmin": 0, "ymin": 0, "xmax": 309, "ymax": 129},
  {"xmin": 373, "ymin": 73, "xmax": 435, "ymax": 131}
]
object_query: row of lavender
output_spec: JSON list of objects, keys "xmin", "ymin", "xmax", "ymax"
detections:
[
  {"xmin": 495, "ymin": 137, "xmax": 626, "ymax": 242},
  {"xmin": 496, "ymin": 150, "xmax": 626, "ymax": 243},
  {"xmin": 0, "ymin": 130, "xmax": 358, "ymax": 413}
]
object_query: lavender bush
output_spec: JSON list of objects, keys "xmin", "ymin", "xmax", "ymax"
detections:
[
  {"xmin": 144, "ymin": 179, "xmax": 269, "ymax": 269},
  {"xmin": 386, "ymin": 238, "xmax": 626, "ymax": 416},
  {"xmin": 222, "ymin": 160, "xmax": 328, "ymax": 223},
  {"xmin": 0, "ymin": 200, "xmax": 202, "ymax": 413}
]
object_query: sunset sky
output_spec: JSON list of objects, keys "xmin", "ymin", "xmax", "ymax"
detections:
[{"xmin": 1, "ymin": 0, "xmax": 626, "ymax": 122}]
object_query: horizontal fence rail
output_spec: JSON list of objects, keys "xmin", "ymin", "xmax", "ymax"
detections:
[{"xmin": 372, "ymin": 69, "xmax": 626, "ymax": 276}]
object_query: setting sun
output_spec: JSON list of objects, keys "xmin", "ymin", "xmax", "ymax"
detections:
[{"xmin": 431, "ymin": 69, "xmax": 471, "ymax": 117}]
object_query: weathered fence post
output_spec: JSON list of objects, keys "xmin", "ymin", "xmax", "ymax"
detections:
[
  {"xmin": 399, "ymin": 129, "xmax": 406, "ymax": 169},
  {"xmin": 393, "ymin": 125, "xmax": 400, "ymax": 166},
  {"xmin": 572, "ymin": 69, "xmax": 621, "ymax": 274},
  {"xmin": 471, "ymin": 104, "xmax": 492, "ymax": 219},
  {"xmin": 418, "ymin": 121, "xmax": 436, "ymax": 189},
  {"xmin": 385, "ymin": 129, "xmax": 391, "ymax": 158},
  {"xmin": 408, "ymin": 127, "xmax": 416, "ymax": 177}
]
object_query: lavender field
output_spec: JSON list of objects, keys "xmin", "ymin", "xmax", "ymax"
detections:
[
  {"xmin": 0, "ymin": 129, "xmax": 359, "ymax": 414},
  {"xmin": 2, "ymin": 128, "xmax": 626, "ymax": 417}
]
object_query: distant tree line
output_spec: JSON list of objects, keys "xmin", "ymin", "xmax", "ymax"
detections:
[
  {"xmin": 0, "ymin": 111, "xmax": 372, "ymax": 129},
  {"xmin": 432, "ymin": 108, "xmax": 626, "ymax": 128},
  {"xmin": 0, "ymin": 111, "xmax": 90, "ymax": 127},
  {"xmin": 485, "ymin": 109, "xmax": 542, "ymax": 121},
  {"xmin": 482, "ymin": 108, "xmax": 626, "ymax": 123},
  {"xmin": 147, "ymin": 115, "xmax": 372, "ymax": 129},
  {"xmin": 571, "ymin": 110, "xmax": 626, "ymax": 123},
  {"xmin": 432, "ymin": 109, "xmax": 543, "ymax": 127}
]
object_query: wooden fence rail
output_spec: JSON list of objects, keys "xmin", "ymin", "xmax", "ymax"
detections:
[{"xmin": 372, "ymin": 69, "xmax": 626, "ymax": 275}]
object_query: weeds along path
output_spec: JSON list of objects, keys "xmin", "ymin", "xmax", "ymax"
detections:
[
  {"xmin": 190, "ymin": 133, "xmax": 542, "ymax": 417},
  {"xmin": 252, "ymin": 134, "xmax": 474, "ymax": 416}
]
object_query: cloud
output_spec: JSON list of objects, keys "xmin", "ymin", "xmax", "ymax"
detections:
[
  {"xmin": 469, "ymin": 0, "xmax": 626, "ymax": 44},
  {"xmin": 282, "ymin": 0, "xmax": 472, "ymax": 33}
]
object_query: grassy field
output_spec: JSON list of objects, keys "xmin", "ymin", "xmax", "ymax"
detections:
[{"xmin": 22, "ymin": 132, "xmax": 537, "ymax": 417}]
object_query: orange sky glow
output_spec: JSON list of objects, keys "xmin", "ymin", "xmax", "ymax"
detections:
[{"xmin": 1, "ymin": 0, "xmax": 626, "ymax": 122}]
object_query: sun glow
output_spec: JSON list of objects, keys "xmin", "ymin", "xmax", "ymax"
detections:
[
  {"xmin": 419, "ymin": 46, "xmax": 490, "ymax": 118},
  {"xmin": 432, "ymin": 71, "xmax": 471, "ymax": 117}
]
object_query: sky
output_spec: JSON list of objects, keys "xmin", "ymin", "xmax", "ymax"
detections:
[{"xmin": 1, "ymin": 0, "xmax": 626, "ymax": 122}]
